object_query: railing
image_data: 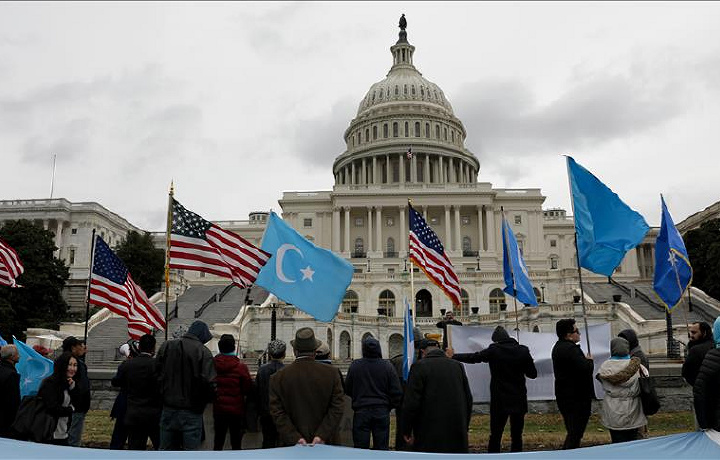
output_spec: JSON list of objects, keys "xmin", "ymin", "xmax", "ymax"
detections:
[
  {"xmin": 384, "ymin": 251, "xmax": 398, "ymax": 258},
  {"xmin": 462, "ymin": 250, "xmax": 479, "ymax": 257},
  {"xmin": 351, "ymin": 251, "xmax": 367, "ymax": 258},
  {"xmin": 194, "ymin": 290, "xmax": 221, "ymax": 318}
]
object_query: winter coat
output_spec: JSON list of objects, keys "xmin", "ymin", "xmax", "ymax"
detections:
[
  {"xmin": 345, "ymin": 338, "xmax": 403, "ymax": 411},
  {"xmin": 453, "ymin": 331, "xmax": 537, "ymax": 414},
  {"xmin": 552, "ymin": 338, "xmax": 596, "ymax": 404},
  {"xmin": 683, "ymin": 335, "xmax": 714, "ymax": 386},
  {"xmin": 256, "ymin": 360, "xmax": 284, "ymax": 416},
  {"xmin": 693, "ymin": 348, "xmax": 720, "ymax": 430},
  {"xmin": 37, "ymin": 375, "xmax": 75, "ymax": 440},
  {"xmin": 401, "ymin": 348, "xmax": 473, "ymax": 453},
  {"xmin": 0, "ymin": 360, "xmax": 20, "ymax": 436},
  {"xmin": 156, "ymin": 329, "xmax": 217, "ymax": 412},
  {"xmin": 618, "ymin": 329, "xmax": 650, "ymax": 370},
  {"xmin": 111, "ymin": 354, "xmax": 162, "ymax": 425},
  {"xmin": 213, "ymin": 354, "xmax": 253, "ymax": 416},
  {"xmin": 596, "ymin": 357, "xmax": 647, "ymax": 430},
  {"xmin": 269, "ymin": 357, "xmax": 345, "ymax": 446},
  {"xmin": 72, "ymin": 358, "xmax": 91, "ymax": 414}
]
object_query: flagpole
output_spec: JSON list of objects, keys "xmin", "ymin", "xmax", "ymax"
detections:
[
  {"xmin": 564, "ymin": 156, "xmax": 592, "ymax": 355},
  {"xmin": 408, "ymin": 200, "xmax": 415, "ymax": 324},
  {"xmin": 83, "ymin": 229, "xmax": 97, "ymax": 343},
  {"xmin": 164, "ymin": 182, "xmax": 174, "ymax": 341},
  {"xmin": 500, "ymin": 208, "xmax": 521, "ymax": 342}
]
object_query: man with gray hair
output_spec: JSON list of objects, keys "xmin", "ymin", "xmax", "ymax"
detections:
[
  {"xmin": 256, "ymin": 339, "xmax": 286, "ymax": 448},
  {"xmin": 0, "ymin": 344, "xmax": 20, "ymax": 437},
  {"xmin": 269, "ymin": 328, "xmax": 345, "ymax": 446}
]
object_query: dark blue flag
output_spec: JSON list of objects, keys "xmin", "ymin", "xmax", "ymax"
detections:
[{"xmin": 653, "ymin": 196, "xmax": 692, "ymax": 310}]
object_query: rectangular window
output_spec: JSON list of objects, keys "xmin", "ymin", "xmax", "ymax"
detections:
[
  {"xmin": 68, "ymin": 249, "xmax": 75, "ymax": 265},
  {"xmin": 461, "ymin": 216, "xmax": 470, "ymax": 226},
  {"xmin": 385, "ymin": 217, "xmax": 394, "ymax": 227},
  {"xmin": 383, "ymin": 124, "xmax": 388, "ymax": 138},
  {"xmin": 303, "ymin": 218, "xmax": 313, "ymax": 227},
  {"xmin": 71, "ymin": 228, "xmax": 78, "ymax": 235},
  {"xmin": 550, "ymin": 240, "xmax": 557, "ymax": 247},
  {"xmin": 551, "ymin": 258, "xmax": 558, "ymax": 269},
  {"xmin": 354, "ymin": 217, "xmax": 364, "ymax": 227},
  {"xmin": 514, "ymin": 215, "xmax": 522, "ymax": 224}
]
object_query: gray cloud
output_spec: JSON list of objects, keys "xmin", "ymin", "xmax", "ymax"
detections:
[
  {"xmin": 290, "ymin": 97, "xmax": 356, "ymax": 168},
  {"xmin": 454, "ymin": 73, "xmax": 686, "ymax": 180}
]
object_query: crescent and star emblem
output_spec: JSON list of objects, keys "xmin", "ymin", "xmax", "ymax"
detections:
[{"xmin": 275, "ymin": 243, "xmax": 315, "ymax": 283}]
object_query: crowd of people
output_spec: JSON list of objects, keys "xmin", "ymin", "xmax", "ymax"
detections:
[{"xmin": 0, "ymin": 316, "xmax": 719, "ymax": 452}]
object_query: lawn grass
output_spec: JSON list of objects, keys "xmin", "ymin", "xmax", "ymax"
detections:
[{"xmin": 84, "ymin": 410, "xmax": 695, "ymax": 451}]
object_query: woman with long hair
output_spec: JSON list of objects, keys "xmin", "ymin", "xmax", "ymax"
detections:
[{"xmin": 38, "ymin": 352, "xmax": 78, "ymax": 445}]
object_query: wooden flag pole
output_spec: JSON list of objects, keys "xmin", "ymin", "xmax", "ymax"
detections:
[
  {"xmin": 83, "ymin": 229, "xmax": 97, "ymax": 343},
  {"xmin": 164, "ymin": 182, "xmax": 174, "ymax": 341}
]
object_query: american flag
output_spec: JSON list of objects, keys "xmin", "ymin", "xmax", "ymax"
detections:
[
  {"xmin": 406, "ymin": 146, "xmax": 413, "ymax": 160},
  {"xmin": 89, "ymin": 236, "xmax": 165, "ymax": 339},
  {"xmin": 408, "ymin": 204, "xmax": 461, "ymax": 306},
  {"xmin": 169, "ymin": 198, "xmax": 270, "ymax": 287},
  {"xmin": 0, "ymin": 238, "xmax": 24, "ymax": 287}
]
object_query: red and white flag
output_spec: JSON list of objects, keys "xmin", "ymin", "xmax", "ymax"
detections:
[
  {"xmin": 0, "ymin": 238, "xmax": 24, "ymax": 287},
  {"xmin": 169, "ymin": 198, "xmax": 271, "ymax": 287},
  {"xmin": 89, "ymin": 236, "xmax": 165, "ymax": 339},
  {"xmin": 406, "ymin": 146, "xmax": 413, "ymax": 160}
]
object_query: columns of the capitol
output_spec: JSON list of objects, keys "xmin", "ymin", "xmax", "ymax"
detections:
[
  {"xmin": 366, "ymin": 207, "xmax": 373, "ymax": 255},
  {"xmin": 399, "ymin": 153, "xmax": 405, "ymax": 183},
  {"xmin": 476, "ymin": 206, "xmax": 484, "ymax": 253},
  {"xmin": 399, "ymin": 205, "xmax": 407, "ymax": 258},
  {"xmin": 55, "ymin": 220, "xmax": 63, "ymax": 256},
  {"xmin": 454, "ymin": 206, "xmax": 461, "ymax": 252},
  {"xmin": 351, "ymin": 162, "xmax": 356, "ymax": 185},
  {"xmin": 439, "ymin": 156, "xmax": 444, "ymax": 183},
  {"xmin": 424, "ymin": 154, "xmax": 430, "ymax": 184},
  {"xmin": 444, "ymin": 205, "xmax": 451, "ymax": 251},
  {"xmin": 332, "ymin": 208, "xmax": 340, "ymax": 252},
  {"xmin": 372, "ymin": 156, "xmax": 378, "ymax": 184},
  {"xmin": 385, "ymin": 154, "xmax": 390, "ymax": 183},
  {"xmin": 344, "ymin": 208, "xmax": 350, "ymax": 254},
  {"xmin": 411, "ymin": 153, "xmax": 417, "ymax": 183},
  {"xmin": 486, "ymin": 205, "xmax": 496, "ymax": 253},
  {"xmin": 422, "ymin": 205, "xmax": 428, "ymax": 221},
  {"xmin": 375, "ymin": 207, "xmax": 382, "ymax": 253}
]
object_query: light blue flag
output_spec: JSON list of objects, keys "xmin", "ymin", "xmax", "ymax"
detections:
[
  {"xmin": 0, "ymin": 333, "xmax": 7, "ymax": 347},
  {"xmin": 653, "ymin": 196, "xmax": 693, "ymax": 310},
  {"xmin": 14, "ymin": 337, "xmax": 53, "ymax": 398},
  {"xmin": 402, "ymin": 298, "xmax": 415, "ymax": 381},
  {"xmin": 502, "ymin": 216, "xmax": 538, "ymax": 306},
  {"xmin": 255, "ymin": 212, "xmax": 354, "ymax": 322},
  {"xmin": 567, "ymin": 157, "xmax": 650, "ymax": 276}
]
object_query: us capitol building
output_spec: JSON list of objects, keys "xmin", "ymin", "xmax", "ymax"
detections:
[{"xmin": 3, "ymin": 20, "xmax": 717, "ymax": 362}]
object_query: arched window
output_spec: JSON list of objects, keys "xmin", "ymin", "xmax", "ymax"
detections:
[
  {"xmin": 411, "ymin": 85, "xmax": 416, "ymax": 96},
  {"xmin": 394, "ymin": 85, "xmax": 399, "ymax": 96},
  {"xmin": 404, "ymin": 121, "xmax": 409, "ymax": 137},
  {"xmin": 373, "ymin": 125, "xmax": 378, "ymax": 140},
  {"xmin": 404, "ymin": 84, "xmax": 408, "ymax": 95},
  {"xmin": 388, "ymin": 334, "xmax": 403, "ymax": 358},
  {"xmin": 393, "ymin": 122, "xmax": 399, "ymax": 137},
  {"xmin": 354, "ymin": 238, "xmax": 365, "ymax": 257},
  {"xmin": 451, "ymin": 130, "xmax": 455, "ymax": 142},
  {"xmin": 444, "ymin": 127, "xmax": 448, "ymax": 140},
  {"xmin": 385, "ymin": 237, "xmax": 395, "ymax": 257},
  {"xmin": 489, "ymin": 288, "xmax": 506, "ymax": 314},
  {"xmin": 435, "ymin": 124, "xmax": 440, "ymax": 139},
  {"xmin": 425, "ymin": 123, "xmax": 430, "ymax": 138},
  {"xmin": 365, "ymin": 128, "xmax": 370, "ymax": 142},
  {"xmin": 379, "ymin": 290, "xmax": 395, "ymax": 317},
  {"xmin": 456, "ymin": 289, "xmax": 470, "ymax": 316},
  {"xmin": 342, "ymin": 290, "xmax": 358, "ymax": 314},
  {"xmin": 383, "ymin": 124, "xmax": 388, "ymax": 138},
  {"xmin": 462, "ymin": 236, "xmax": 472, "ymax": 254},
  {"xmin": 339, "ymin": 331, "xmax": 352, "ymax": 359},
  {"xmin": 362, "ymin": 332, "xmax": 375, "ymax": 343},
  {"xmin": 550, "ymin": 255, "xmax": 559, "ymax": 270},
  {"xmin": 420, "ymin": 87, "xmax": 425, "ymax": 97}
]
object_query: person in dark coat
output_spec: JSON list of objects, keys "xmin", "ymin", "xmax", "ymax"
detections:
[
  {"xmin": 552, "ymin": 318, "xmax": 595, "ymax": 450},
  {"xmin": 256, "ymin": 340, "xmax": 286, "ymax": 448},
  {"xmin": 269, "ymin": 328, "xmax": 345, "ymax": 446},
  {"xmin": 109, "ymin": 340, "xmax": 139, "ymax": 449},
  {"xmin": 618, "ymin": 329, "xmax": 649, "ymax": 370},
  {"xmin": 693, "ymin": 316, "xmax": 720, "ymax": 431},
  {"xmin": 683, "ymin": 321, "xmax": 714, "ymax": 386},
  {"xmin": 62, "ymin": 336, "xmax": 90, "ymax": 447},
  {"xmin": 212, "ymin": 334, "xmax": 253, "ymax": 450},
  {"xmin": 389, "ymin": 326, "xmax": 422, "ymax": 451},
  {"xmin": 436, "ymin": 311, "xmax": 463, "ymax": 350},
  {"xmin": 37, "ymin": 352, "xmax": 78, "ymax": 445},
  {"xmin": 0, "ymin": 345, "xmax": 21, "ymax": 438},
  {"xmin": 345, "ymin": 337, "xmax": 403, "ymax": 450},
  {"xmin": 111, "ymin": 334, "xmax": 161, "ymax": 450},
  {"xmin": 401, "ymin": 338, "xmax": 473, "ymax": 453},
  {"xmin": 448, "ymin": 326, "xmax": 537, "ymax": 452}
]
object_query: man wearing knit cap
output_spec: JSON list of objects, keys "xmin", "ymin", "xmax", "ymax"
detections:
[
  {"xmin": 693, "ymin": 316, "xmax": 720, "ymax": 431},
  {"xmin": 256, "ymin": 340, "xmax": 286, "ymax": 448},
  {"xmin": 269, "ymin": 327, "xmax": 345, "ymax": 446},
  {"xmin": 448, "ymin": 326, "xmax": 537, "ymax": 453},
  {"xmin": 156, "ymin": 320, "xmax": 217, "ymax": 450}
]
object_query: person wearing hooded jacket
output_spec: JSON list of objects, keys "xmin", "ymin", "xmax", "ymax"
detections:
[
  {"xmin": 618, "ymin": 329, "xmax": 649, "ymax": 370},
  {"xmin": 693, "ymin": 316, "xmax": 720, "ymax": 431},
  {"xmin": 596, "ymin": 337, "xmax": 647, "ymax": 443},
  {"xmin": 448, "ymin": 326, "xmax": 537, "ymax": 453},
  {"xmin": 156, "ymin": 320, "xmax": 217, "ymax": 450},
  {"xmin": 345, "ymin": 337, "xmax": 403, "ymax": 450},
  {"xmin": 212, "ymin": 334, "xmax": 253, "ymax": 450}
]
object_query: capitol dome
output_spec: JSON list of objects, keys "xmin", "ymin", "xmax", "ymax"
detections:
[{"xmin": 333, "ymin": 19, "xmax": 479, "ymax": 187}]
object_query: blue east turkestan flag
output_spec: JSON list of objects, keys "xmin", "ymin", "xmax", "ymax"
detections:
[
  {"xmin": 255, "ymin": 212, "xmax": 354, "ymax": 322},
  {"xmin": 402, "ymin": 298, "xmax": 415, "ymax": 381},
  {"xmin": 653, "ymin": 196, "xmax": 693, "ymax": 310},
  {"xmin": 0, "ymin": 332, "xmax": 7, "ymax": 347},
  {"xmin": 502, "ymin": 216, "xmax": 538, "ymax": 306},
  {"xmin": 14, "ymin": 337, "xmax": 53, "ymax": 398},
  {"xmin": 567, "ymin": 156, "xmax": 650, "ymax": 276}
]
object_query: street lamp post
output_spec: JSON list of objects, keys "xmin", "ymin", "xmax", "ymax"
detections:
[
  {"xmin": 476, "ymin": 255, "xmax": 480, "ymax": 271},
  {"xmin": 540, "ymin": 283, "xmax": 545, "ymax": 303}
]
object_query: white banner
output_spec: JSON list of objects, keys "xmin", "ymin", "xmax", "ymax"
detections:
[{"xmin": 449, "ymin": 323, "xmax": 611, "ymax": 402}]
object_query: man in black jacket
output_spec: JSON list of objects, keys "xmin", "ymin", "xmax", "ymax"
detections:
[
  {"xmin": 63, "ymin": 336, "xmax": 90, "ymax": 447},
  {"xmin": 683, "ymin": 322, "xmax": 714, "ymax": 386},
  {"xmin": 0, "ymin": 344, "xmax": 20, "ymax": 438},
  {"xmin": 256, "ymin": 340, "xmax": 286, "ymax": 448},
  {"xmin": 345, "ymin": 337, "xmax": 403, "ymax": 450},
  {"xmin": 551, "ymin": 319, "xmax": 595, "ymax": 450},
  {"xmin": 112, "ymin": 334, "xmax": 161, "ymax": 450},
  {"xmin": 401, "ymin": 339, "xmax": 473, "ymax": 453},
  {"xmin": 693, "ymin": 316, "xmax": 720, "ymax": 431},
  {"xmin": 448, "ymin": 326, "xmax": 537, "ymax": 452}
]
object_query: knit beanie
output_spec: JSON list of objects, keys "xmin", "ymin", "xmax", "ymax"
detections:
[{"xmin": 611, "ymin": 337, "xmax": 630, "ymax": 357}]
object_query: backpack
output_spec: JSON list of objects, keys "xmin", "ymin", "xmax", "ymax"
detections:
[{"xmin": 11, "ymin": 395, "xmax": 56, "ymax": 443}]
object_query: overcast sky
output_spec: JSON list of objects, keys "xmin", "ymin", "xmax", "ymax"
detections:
[{"xmin": 1, "ymin": 2, "xmax": 719, "ymax": 231}]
